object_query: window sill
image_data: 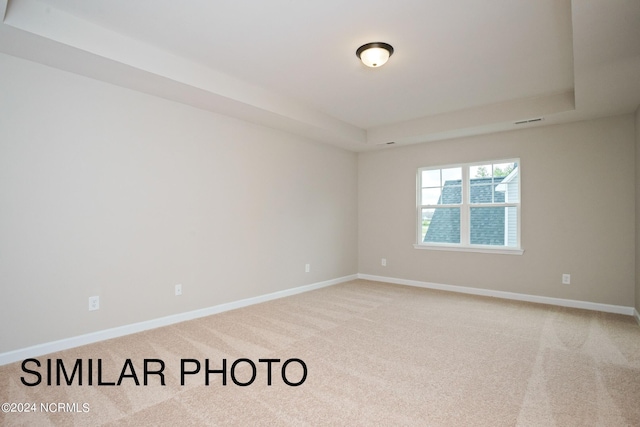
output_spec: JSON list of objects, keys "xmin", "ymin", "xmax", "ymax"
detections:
[{"xmin": 413, "ymin": 244, "xmax": 524, "ymax": 255}]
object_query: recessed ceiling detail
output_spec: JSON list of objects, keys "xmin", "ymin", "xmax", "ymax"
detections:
[{"xmin": 0, "ymin": 0, "xmax": 639, "ymax": 151}]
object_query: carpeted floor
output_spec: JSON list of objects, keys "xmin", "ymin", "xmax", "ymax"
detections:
[{"xmin": 1, "ymin": 279, "xmax": 639, "ymax": 426}]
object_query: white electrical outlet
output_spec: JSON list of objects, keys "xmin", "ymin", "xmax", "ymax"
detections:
[
  {"xmin": 562, "ymin": 274, "xmax": 571, "ymax": 285},
  {"xmin": 88, "ymin": 296, "xmax": 100, "ymax": 311},
  {"xmin": 175, "ymin": 284, "xmax": 182, "ymax": 296},
  {"xmin": 381, "ymin": 258, "xmax": 387, "ymax": 266},
  {"xmin": 305, "ymin": 264, "xmax": 310, "ymax": 273}
]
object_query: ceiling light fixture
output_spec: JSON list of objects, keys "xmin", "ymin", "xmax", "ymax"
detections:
[{"xmin": 356, "ymin": 42, "xmax": 394, "ymax": 68}]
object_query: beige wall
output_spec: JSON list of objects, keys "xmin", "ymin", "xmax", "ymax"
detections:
[
  {"xmin": 0, "ymin": 53, "xmax": 358, "ymax": 353},
  {"xmin": 1, "ymin": 48, "xmax": 637, "ymax": 356},
  {"xmin": 636, "ymin": 105, "xmax": 640, "ymax": 315},
  {"xmin": 359, "ymin": 115, "xmax": 636, "ymax": 307}
]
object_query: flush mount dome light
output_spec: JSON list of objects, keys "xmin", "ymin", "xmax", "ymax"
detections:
[{"xmin": 356, "ymin": 42, "xmax": 394, "ymax": 68}]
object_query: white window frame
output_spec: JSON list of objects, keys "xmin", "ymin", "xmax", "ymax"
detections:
[{"xmin": 414, "ymin": 159, "xmax": 523, "ymax": 255}]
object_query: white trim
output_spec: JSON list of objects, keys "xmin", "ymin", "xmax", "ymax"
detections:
[
  {"xmin": 0, "ymin": 275, "xmax": 356, "ymax": 366},
  {"xmin": 2, "ymin": 273, "xmax": 634, "ymax": 366},
  {"xmin": 358, "ymin": 274, "xmax": 635, "ymax": 316},
  {"xmin": 413, "ymin": 244, "xmax": 524, "ymax": 255}
]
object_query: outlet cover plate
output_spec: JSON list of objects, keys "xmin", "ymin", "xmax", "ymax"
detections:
[{"xmin": 89, "ymin": 296, "xmax": 100, "ymax": 311}]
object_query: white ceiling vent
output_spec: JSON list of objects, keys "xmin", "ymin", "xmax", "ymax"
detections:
[{"xmin": 514, "ymin": 117, "xmax": 544, "ymax": 125}]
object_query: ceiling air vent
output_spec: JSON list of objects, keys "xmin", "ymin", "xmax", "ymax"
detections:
[{"xmin": 514, "ymin": 117, "xmax": 544, "ymax": 125}]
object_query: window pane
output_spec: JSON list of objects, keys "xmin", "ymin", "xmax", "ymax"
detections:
[
  {"xmin": 493, "ymin": 162, "xmax": 516, "ymax": 178},
  {"xmin": 421, "ymin": 166, "xmax": 462, "ymax": 205},
  {"xmin": 442, "ymin": 167, "xmax": 461, "ymax": 182},
  {"xmin": 470, "ymin": 207, "xmax": 509, "ymax": 246},
  {"xmin": 422, "ymin": 188, "xmax": 442, "ymax": 205},
  {"xmin": 423, "ymin": 207, "xmax": 460, "ymax": 243},
  {"xmin": 505, "ymin": 207, "xmax": 518, "ymax": 247},
  {"xmin": 440, "ymin": 183, "xmax": 461, "ymax": 204},
  {"xmin": 422, "ymin": 185, "xmax": 461, "ymax": 205},
  {"xmin": 500, "ymin": 168, "xmax": 519, "ymax": 203},
  {"xmin": 469, "ymin": 183, "xmax": 493, "ymax": 203},
  {"xmin": 470, "ymin": 164, "xmax": 492, "ymax": 178},
  {"xmin": 421, "ymin": 169, "xmax": 440, "ymax": 187},
  {"xmin": 420, "ymin": 208, "xmax": 433, "ymax": 242}
]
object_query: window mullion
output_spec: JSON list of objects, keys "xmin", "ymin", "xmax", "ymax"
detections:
[
  {"xmin": 416, "ymin": 170, "xmax": 422, "ymax": 244},
  {"xmin": 460, "ymin": 166, "xmax": 469, "ymax": 245}
]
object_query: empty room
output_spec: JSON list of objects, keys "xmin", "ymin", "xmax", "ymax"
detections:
[{"xmin": 1, "ymin": 0, "xmax": 640, "ymax": 425}]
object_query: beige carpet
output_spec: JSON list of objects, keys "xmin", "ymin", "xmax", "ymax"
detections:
[{"xmin": 1, "ymin": 279, "xmax": 639, "ymax": 426}]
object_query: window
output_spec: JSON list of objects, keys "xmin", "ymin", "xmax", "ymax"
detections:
[{"xmin": 416, "ymin": 159, "xmax": 522, "ymax": 254}]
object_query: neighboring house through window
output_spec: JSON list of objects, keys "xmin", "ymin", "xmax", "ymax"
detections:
[{"xmin": 416, "ymin": 160, "xmax": 522, "ymax": 254}]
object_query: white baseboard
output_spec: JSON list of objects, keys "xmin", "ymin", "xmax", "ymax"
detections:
[
  {"xmin": 358, "ymin": 274, "xmax": 636, "ymax": 316},
  {"xmin": 1, "ymin": 273, "xmax": 634, "ymax": 366},
  {"xmin": 0, "ymin": 274, "xmax": 357, "ymax": 366}
]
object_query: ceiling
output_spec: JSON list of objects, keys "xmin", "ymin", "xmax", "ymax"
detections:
[{"xmin": 1, "ymin": 0, "xmax": 639, "ymax": 151}]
